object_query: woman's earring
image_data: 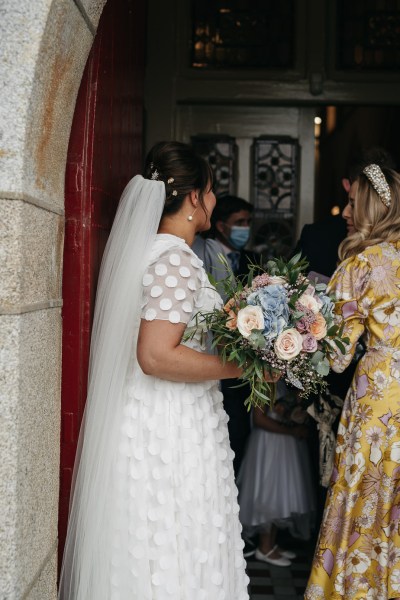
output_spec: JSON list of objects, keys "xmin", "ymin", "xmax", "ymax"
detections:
[{"xmin": 187, "ymin": 207, "xmax": 198, "ymax": 222}]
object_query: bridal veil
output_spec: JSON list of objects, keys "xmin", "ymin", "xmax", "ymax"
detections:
[{"xmin": 59, "ymin": 175, "xmax": 165, "ymax": 599}]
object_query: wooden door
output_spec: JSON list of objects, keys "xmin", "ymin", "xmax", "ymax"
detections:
[{"xmin": 59, "ymin": 0, "xmax": 145, "ymax": 566}]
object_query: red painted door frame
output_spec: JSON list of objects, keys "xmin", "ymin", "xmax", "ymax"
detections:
[{"xmin": 59, "ymin": 0, "xmax": 145, "ymax": 567}]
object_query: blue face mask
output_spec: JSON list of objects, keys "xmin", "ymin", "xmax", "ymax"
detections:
[{"xmin": 229, "ymin": 226, "xmax": 250, "ymax": 249}]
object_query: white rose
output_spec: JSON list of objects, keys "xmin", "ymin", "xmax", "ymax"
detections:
[
  {"xmin": 298, "ymin": 292, "xmax": 321, "ymax": 313},
  {"xmin": 274, "ymin": 328, "xmax": 303, "ymax": 360},
  {"xmin": 268, "ymin": 275, "xmax": 287, "ymax": 286},
  {"xmin": 236, "ymin": 305, "xmax": 264, "ymax": 338}
]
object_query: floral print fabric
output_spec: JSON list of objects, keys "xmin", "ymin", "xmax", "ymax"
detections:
[{"xmin": 305, "ymin": 242, "xmax": 400, "ymax": 599}]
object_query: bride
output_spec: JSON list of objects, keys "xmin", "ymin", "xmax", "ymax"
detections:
[{"xmin": 59, "ymin": 141, "xmax": 260, "ymax": 599}]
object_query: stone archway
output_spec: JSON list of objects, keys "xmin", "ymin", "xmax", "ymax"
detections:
[{"xmin": 0, "ymin": 1, "xmax": 106, "ymax": 597}]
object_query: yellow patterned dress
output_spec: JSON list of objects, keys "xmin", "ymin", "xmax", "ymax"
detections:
[{"xmin": 305, "ymin": 242, "xmax": 400, "ymax": 600}]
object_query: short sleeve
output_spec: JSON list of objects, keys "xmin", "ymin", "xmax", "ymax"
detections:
[
  {"xmin": 327, "ymin": 255, "xmax": 371, "ymax": 372},
  {"xmin": 141, "ymin": 248, "xmax": 203, "ymax": 325}
]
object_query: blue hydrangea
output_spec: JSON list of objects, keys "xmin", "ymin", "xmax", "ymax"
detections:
[{"xmin": 247, "ymin": 285, "xmax": 289, "ymax": 340}]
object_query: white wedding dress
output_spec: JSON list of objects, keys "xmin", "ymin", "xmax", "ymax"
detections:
[{"xmin": 108, "ymin": 234, "xmax": 249, "ymax": 600}]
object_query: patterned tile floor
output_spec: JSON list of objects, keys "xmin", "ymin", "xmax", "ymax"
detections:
[{"xmin": 246, "ymin": 535, "xmax": 315, "ymax": 600}]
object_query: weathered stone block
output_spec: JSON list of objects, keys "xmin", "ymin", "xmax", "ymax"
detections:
[
  {"xmin": 0, "ymin": 199, "xmax": 64, "ymax": 311},
  {"xmin": 0, "ymin": 0, "xmax": 94, "ymax": 212},
  {"xmin": 0, "ymin": 308, "xmax": 61, "ymax": 599},
  {"xmin": 27, "ymin": 546, "xmax": 57, "ymax": 600},
  {"xmin": 79, "ymin": 0, "xmax": 107, "ymax": 30}
]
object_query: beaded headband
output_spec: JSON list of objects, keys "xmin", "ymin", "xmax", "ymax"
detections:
[{"xmin": 363, "ymin": 164, "xmax": 391, "ymax": 208}]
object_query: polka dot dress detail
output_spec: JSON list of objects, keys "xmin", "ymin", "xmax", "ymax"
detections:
[{"xmin": 109, "ymin": 237, "xmax": 250, "ymax": 599}]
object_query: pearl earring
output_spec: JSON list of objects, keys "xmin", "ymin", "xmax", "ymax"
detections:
[{"xmin": 187, "ymin": 207, "xmax": 197, "ymax": 222}]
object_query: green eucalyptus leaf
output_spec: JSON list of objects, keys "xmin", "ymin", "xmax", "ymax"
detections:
[
  {"xmin": 310, "ymin": 350, "xmax": 325, "ymax": 365},
  {"xmin": 334, "ymin": 339, "xmax": 347, "ymax": 354},
  {"xmin": 327, "ymin": 325, "xmax": 338, "ymax": 336},
  {"xmin": 248, "ymin": 330, "xmax": 267, "ymax": 350},
  {"xmin": 315, "ymin": 359, "xmax": 330, "ymax": 376}
]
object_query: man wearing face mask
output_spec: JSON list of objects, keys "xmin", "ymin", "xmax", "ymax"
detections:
[{"xmin": 193, "ymin": 194, "xmax": 255, "ymax": 302}]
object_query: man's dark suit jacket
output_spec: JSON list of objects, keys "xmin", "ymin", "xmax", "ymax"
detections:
[{"xmin": 293, "ymin": 214, "xmax": 347, "ymax": 277}]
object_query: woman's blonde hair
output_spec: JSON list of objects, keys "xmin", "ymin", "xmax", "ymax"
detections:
[{"xmin": 339, "ymin": 167, "xmax": 400, "ymax": 261}]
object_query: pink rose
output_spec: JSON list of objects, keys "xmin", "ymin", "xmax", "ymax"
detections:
[
  {"xmin": 237, "ymin": 305, "xmax": 264, "ymax": 338},
  {"xmin": 302, "ymin": 333, "xmax": 318, "ymax": 353},
  {"xmin": 274, "ymin": 328, "xmax": 303, "ymax": 361},
  {"xmin": 298, "ymin": 293, "xmax": 321, "ymax": 314}
]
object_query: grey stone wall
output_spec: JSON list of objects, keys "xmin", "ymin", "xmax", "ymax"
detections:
[{"xmin": 0, "ymin": 0, "xmax": 106, "ymax": 598}]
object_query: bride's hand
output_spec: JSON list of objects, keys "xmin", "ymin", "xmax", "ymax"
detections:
[{"xmin": 263, "ymin": 366, "xmax": 281, "ymax": 383}]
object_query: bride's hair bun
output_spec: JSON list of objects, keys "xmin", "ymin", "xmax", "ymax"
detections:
[{"xmin": 144, "ymin": 141, "xmax": 213, "ymax": 216}]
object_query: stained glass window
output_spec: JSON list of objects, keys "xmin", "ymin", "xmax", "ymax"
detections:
[
  {"xmin": 337, "ymin": 0, "xmax": 400, "ymax": 70},
  {"xmin": 191, "ymin": 135, "xmax": 237, "ymax": 196},
  {"xmin": 251, "ymin": 137, "xmax": 299, "ymax": 259},
  {"xmin": 191, "ymin": 0, "xmax": 294, "ymax": 69}
]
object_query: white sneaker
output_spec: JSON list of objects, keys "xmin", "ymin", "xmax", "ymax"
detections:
[
  {"xmin": 254, "ymin": 548, "xmax": 291, "ymax": 567},
  {"xmin": 274, "ymin": 545, "xmax": 297, "ymax": 560}
]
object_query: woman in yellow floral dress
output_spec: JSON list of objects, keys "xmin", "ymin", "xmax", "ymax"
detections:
[{"xmin": 305, "ymin": 163, "xmax": 400, "ymax": 600}]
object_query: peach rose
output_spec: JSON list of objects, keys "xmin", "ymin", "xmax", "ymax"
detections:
[
  {"xmin": 274, "ymin": 328, "xmax": 303, "ymax": 360},
  {"xmin": 298, "ymin": 293, "xmax": 321, "ymax": 314},
  {"xmin": 223, "ymin": 298, "xmax": 236, "ymax": 313},
  {"xmin": 224, "ymin": 298, "xmax": 238, "ymax": 330},
  {"xmin": 237, "ymin": 306, "xmax": 264, "ymax": 338},
  {"xmin": 309, "ymin": 312, "xmax": 327, "ymax": 340},
  {"xmin": 225, "ymin": 310, "xmax": 238, "ymax": 330}
]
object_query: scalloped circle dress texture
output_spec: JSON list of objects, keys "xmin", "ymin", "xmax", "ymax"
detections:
[{"xmin": 109, "ymin": 234, "xmax": 250, "ymax": 600}]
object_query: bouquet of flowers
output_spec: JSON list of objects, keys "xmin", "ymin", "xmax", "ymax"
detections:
[{"xmin": 200, "ymin": 253, "xmax": 348, "ymax": 410}]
